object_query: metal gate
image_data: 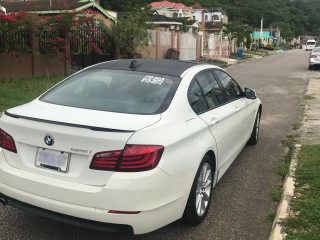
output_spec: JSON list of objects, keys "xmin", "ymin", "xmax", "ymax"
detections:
[
  {"xmin": 203, "ymin": 33, "xmax": 229, "ymax": 58},
  {"xmin": 180, "ymin": 33, "xmax": 197, "ymax": 61},
  {"xmin": 70, "ymin": 26, "xmax": 115, "ymax": 70}
]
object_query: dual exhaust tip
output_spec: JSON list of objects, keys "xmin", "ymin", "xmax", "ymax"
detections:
[{"xmin": 0, "ymin": 197, "xmax": 8, "ymax": 205}]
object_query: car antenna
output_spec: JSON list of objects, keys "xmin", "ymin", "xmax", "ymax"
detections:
[{"xmin": 129, "ymin": 60, "xmax": 140, "ymax": 71}]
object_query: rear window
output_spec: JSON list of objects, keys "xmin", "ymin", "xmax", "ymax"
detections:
[
  {"xmin": 40, "ymin": 69, "xmax": 180, "ymax": 114},
  {"xmin": 307, "ymin": 42, "xmax": 316, "ymax": 45}
]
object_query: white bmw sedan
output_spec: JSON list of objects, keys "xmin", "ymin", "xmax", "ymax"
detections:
[{"xmin": 0, "ymin": 59, "xmax": 261, "ymax": 234}]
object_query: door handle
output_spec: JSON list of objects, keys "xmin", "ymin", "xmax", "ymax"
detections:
[
  {"xmin": 210, "ymin": 118, "xmax": 219, "ymax": 126},
  {"xmin": 235, "ymin": 107, "xmax": 241, "ymax": 112}
]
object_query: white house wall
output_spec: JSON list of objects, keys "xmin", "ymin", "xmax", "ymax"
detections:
[
  {"xmin": 193, "ymin": 10, "xmax": 228, "ymax": 24},
  {"xmin": 153, "ymin": 6, "xmax": 193, "ymax": 19}
]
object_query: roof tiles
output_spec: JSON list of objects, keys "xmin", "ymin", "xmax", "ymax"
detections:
[
  {"xmin": 150, "ymin": 1, "xmax": 192, "ymax": 11},
  {"xmin": 2, "ymin": 0, "xmax": 92, "ymax": 13}
]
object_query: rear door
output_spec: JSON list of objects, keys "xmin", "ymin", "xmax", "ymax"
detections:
[
  {"xmin": 212, "ymin": 69, "xmax": 256, "ymax": 146},
  {"xmin": 188, "ymin": 69, "xmax": 257, "ymax": 174},
  {"xmin": 188, "ymin": 70, "xmax": 243, "ymax": 171}
]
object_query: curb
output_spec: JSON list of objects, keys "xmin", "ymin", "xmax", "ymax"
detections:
[{"xmin": 268, "ymin": 144, "xmax": 301, "ymax": 240}]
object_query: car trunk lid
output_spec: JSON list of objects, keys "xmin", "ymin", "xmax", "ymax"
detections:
[{"xmin": 1, "ymin": 101, "xmax": 161, "ymax": 186}]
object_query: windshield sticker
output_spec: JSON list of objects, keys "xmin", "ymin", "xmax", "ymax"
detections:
[{"xmin": 141, "ymin": 75, "xmax": 165, "ymax": 85}]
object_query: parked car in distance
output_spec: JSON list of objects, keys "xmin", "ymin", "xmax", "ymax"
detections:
[
  {"xmin": 309, "ymin": 47, "xmax": 320, "ymax": 70},
  {"xmin": 306, "ymin": 39, "xmax": 317, "ymax": 51},
  {"xmin": 0, "ymin": 59, "xmax": 262, "ymax": 234}
]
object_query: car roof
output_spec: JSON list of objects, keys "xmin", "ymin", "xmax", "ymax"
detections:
[{"xmin": 91, "ymin": 59, "xmax": 200, "ymax": 77}]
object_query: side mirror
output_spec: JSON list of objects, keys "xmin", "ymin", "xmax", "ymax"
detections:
[{"xmin": 244, "ymin": 88, "xmax": 257, "ymax": 99}]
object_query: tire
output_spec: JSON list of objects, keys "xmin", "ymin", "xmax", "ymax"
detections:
[
  {"xmin": 248, "ymin": 110, "xmax": 260, "ymax": 145},
  {"xmin": 309, "ymin": 65, "xmax": 313, "ymax": 70},
  {"xmin": 182, "ymin": 155, "xmax": 213, "ymax": 225}
]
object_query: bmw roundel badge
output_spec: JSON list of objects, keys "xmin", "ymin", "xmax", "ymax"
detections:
[{"xmin": 44, "ymin": 135, "xmax": 54, "ymax": 146}]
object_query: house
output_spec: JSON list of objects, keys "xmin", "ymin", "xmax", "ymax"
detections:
[
  {"xmin": 1, "ymin": 0, "xmax": 115, "ymax": 27},
  {"xmin": 185, "ymin": 19, "xmax": 200, "ymax": 35},
  {"xmin": 204, "ymin": 8, "xmax": 228, "ymax": 24},
  {"xmin": 192, "ymin": 2, "xmax": 205, "ymax": 21},
  {"xmin": 204, "ymin": 21, "xmax": 224, "ymax": 34},
  {"xmin": 251, "ymin": 27, "xmax": 281, "ymax": 47},
  {"xmin": 0, "ymin": 0, "xmax": 116, "ymax": 78},
  {"xmin": 191, "ymin": 3, "xmax": 228, "ymax": 35},
  {"xmin": 151, "ymin": 13, "xmax": 182, "ymax": 30},
  {"xmin": 0, "ymin": 5, "xmax": 5, "ymax": 13},
  {"xmin": 149, "ymin": 1, "xmax": 193, "ymax": 20},
  {"xmin": 139, "ymin": 14, "xmax": 182, "ymax": 59},
  {"xmin": 192, "ymin": 4, "xmax": 227, "ymax": 24}
]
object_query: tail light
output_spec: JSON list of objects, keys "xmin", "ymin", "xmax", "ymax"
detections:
[
  {"xmin": 90, "ymin": 145, "xmax": 164, "ymax": 172},
  {"xmin": 310, "ymin": 54, "xmax": 317, "ymax": 58},
  {"xmin": 90, "ymin": 150, "xmax": 121, "ymax": 171},
  {"xmin": 0, "ymin": 129, "xmax": 17, "ymax": 153}
]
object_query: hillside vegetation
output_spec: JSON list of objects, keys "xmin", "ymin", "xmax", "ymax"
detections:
[{"xmin": 102, "ymin": 0, "xmax": 320, "ymax": 39}]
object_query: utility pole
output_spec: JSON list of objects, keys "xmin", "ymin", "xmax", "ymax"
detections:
[
  {"xmin": 260, "ymin": 17, "xmax": 263, "ymax": 38},
  {"xmin": 260, "ymin": 17, "xmax": 263, "ymax": 47}
]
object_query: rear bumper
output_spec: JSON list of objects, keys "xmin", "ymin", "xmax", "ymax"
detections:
[
  {"xmin": 309, "ymin": 59, "xmax": 320, "ymax": 66},
  {"xmin": 0, "ymin": 149, "xmax": 196, "ymax": 234},
  {"xmin": 0, "ymin": 192, "xmax": 133, "ymax": 233}
]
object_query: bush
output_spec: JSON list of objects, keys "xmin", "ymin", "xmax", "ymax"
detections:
[{"xmin": 262, "ymin": 44, "xmax": 275, "ymax": 51}]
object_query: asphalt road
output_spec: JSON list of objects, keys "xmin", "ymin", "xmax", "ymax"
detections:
[{"xmin": 0, "ymin": 49, "xmax": 310, "ymax": 240}]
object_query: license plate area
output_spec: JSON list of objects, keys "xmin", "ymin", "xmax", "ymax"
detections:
[{"xmin": 35, "ymin": 148, "xmax": 70, "ymax": 172}]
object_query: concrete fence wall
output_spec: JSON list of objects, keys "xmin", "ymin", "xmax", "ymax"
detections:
[
  {"xmin": 1, "ymin": 25, "xmax": 234, "ymax": 79},
  {"xmin": 0, "ymin": 53, "xmax": 70, "ymax": 79},
  {"xmin": 140, "ymin": 27, "xmax": 181, "ymax": 59},
  {"xmin": 140, "ymin": 27, "xmax": 233, "ymax": 61}
]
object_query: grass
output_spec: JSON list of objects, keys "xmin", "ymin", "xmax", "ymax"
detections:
[
  {"xmin": 284, "ymin": 145, "xmax": 320, "ymax": 239},
  {"xmin": 246, "ymin": 50, "xmax": 269, "ymax": 56},
  {"xmin": 292, "ymin": 122, "xmax": 302, "ymax": 131},
  {"xmin": 303, "ymin": 94, "xmax": 315, "ymax": 101},
  {"xmin": 271, "ymin": 187, "xmax": 283, "ymax": 202},
  {"xmin": 269, "ymin": 132, "xmax": 300, "ymax": 224},
  {"xmin": 197, "ymin": 58, "xmax": 228, "ymax": 68},
  {"xmin": 277, "ymin": 134, "xmax": 298, "ymax": 179},
  {"xmin": 0, "ymin": 75, "xmax": 64, "ymax": 112}
]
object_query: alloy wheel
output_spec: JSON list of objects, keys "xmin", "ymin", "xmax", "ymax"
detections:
[{"xmin": 195, "ymin": 162, "xmax": 212, "ymax": 217}]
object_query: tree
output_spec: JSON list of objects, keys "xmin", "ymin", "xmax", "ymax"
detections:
[
  {"xmin": 276, "ymin": 22, "xmax": 293, "ymax": 42},
  {"xmin": 0, "ymin": 11, "xmax": 34, "ymax": 54},
  {"xmin": 101, "ymin": 0, "xmax": 320, "ymax": 38},
  {"xmin": 0, "ymin": 8, "xmax": 108, "ymax": 61},
  {"xmin": 224, "ymin": 21, "xmax": 248, "ymax": 48},
  {"xmin": 107, "ymin": 8, "xmax": 153, "ymax": 58},
  {"xmin": 101, "ymin": 0, "xmax": 153, "ymax": 11}
]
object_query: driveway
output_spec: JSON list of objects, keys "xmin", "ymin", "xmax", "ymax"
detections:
[{"xmin": 0, "ymin": 49, "xmax": 310, "ymax": 240}]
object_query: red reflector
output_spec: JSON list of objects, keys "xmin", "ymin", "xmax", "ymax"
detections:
[
  {"xmin": 108, "ymin": 210, "xmax": 141, "ymax": 214},
  {"xmin": 0, "ymin": 129, "xmax": 17, "ymax": 153},
  {"xmin": 90, "ymin": 150, "xmax": 121, "ymax": 170},
  {"xmin": 119, "ymin": 145, "xmax": 164, "ymax": 172}
]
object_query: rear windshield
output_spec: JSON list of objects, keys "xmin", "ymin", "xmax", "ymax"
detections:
[{"xmin": 40, "ymin": 69, "xmax": 180, "ymax": 114}]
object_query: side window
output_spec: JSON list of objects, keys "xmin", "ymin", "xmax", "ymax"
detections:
[
  {"xmin": 196, "ymin": 71, "xmax": 225, "ymax": 107},
  {"xmin": 188, "ymin": 71, "xmax": 225, "ymax": 114},
  {"xmin": 188, "ymin": 80, "xmax": 208, "ymax": 114},
  {"xmin": 214, "ymin": 70, "xmax": 242, "ymax": 102}
]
